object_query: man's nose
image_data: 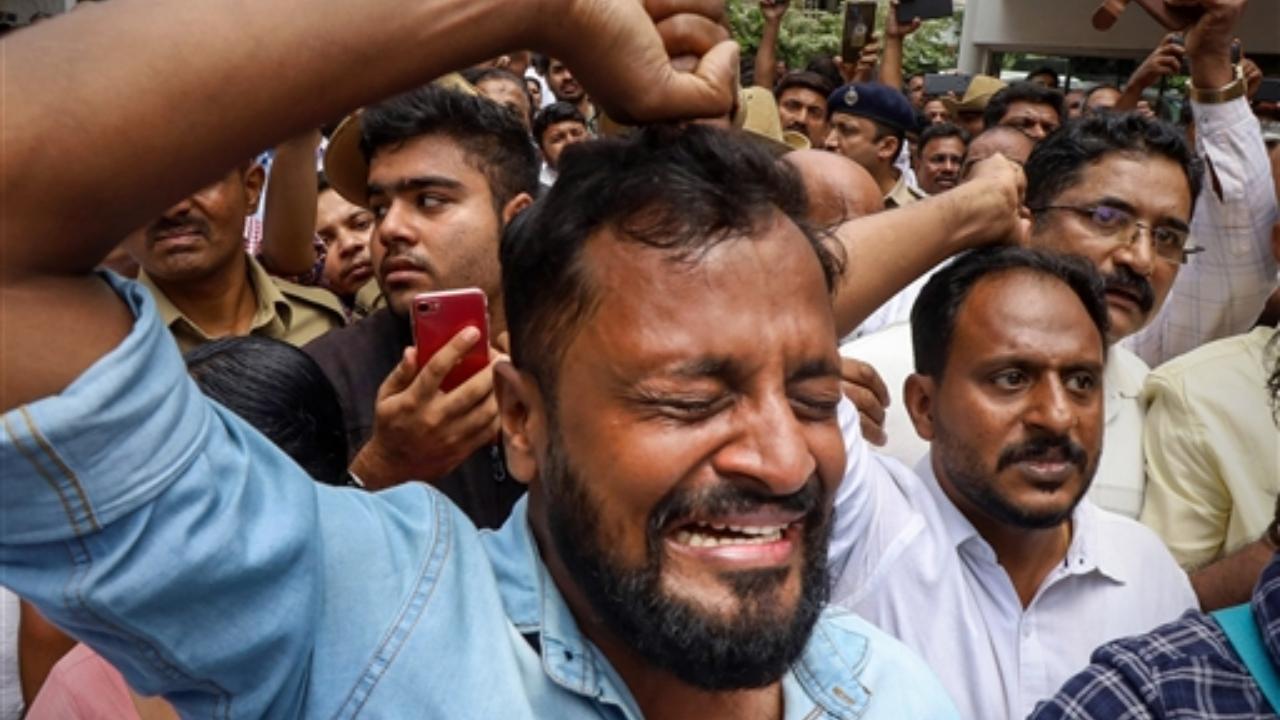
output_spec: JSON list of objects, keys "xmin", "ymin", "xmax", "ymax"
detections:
[
  {"xmin": 375, "ymin": 201, "xmax": 413, "ymax": 249},
  {"xmin": 1022, "ymin": 377, "xmax": 1076, "ymax": 437},
  {"xmin": 712, "ymin": 393, "xmax": 816, "ymax": 497}
]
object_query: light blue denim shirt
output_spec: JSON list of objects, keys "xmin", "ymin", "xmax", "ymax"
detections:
[{"xmin": 0, "ymin": 275, "xmax": 959, "ymax": 719}]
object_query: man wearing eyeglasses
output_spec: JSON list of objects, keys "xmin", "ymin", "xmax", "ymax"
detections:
[
  {"xmin": 984, "ymin": 82, "xmax": 1065, "ymax": 142},
  {"xmin": 839, "ymin": 0, "xmax": 1277, "ymax": 521}
]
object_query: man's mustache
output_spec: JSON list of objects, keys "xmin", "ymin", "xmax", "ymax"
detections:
[
  {"xmin": 1102, "ymin": 264, "xmax": 1155, "ymax": 314},
  {"xmin": 996, "ymin": 434, "xmax": 1088, "ymax": 473},
  {"xmin": 146, "ymin": 215, "xmax": 210, "ymax": 244},
  {"xmin": 649, "ymin": 476, "xmax": 824, "ymax": 534}
]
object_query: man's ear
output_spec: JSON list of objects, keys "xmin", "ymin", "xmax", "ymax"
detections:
[
  {"xmin": 877, "ymin": 135, "xmax": 901, "ymax": 165},
  {"xmin": 502, "ymin": 192, "xmax": 534, "ymax": 225},
  {"xmin": 903, "ymin": 372, "xmax": 938, "ymax": 442},
  {"xmin": 494, "ymin": 360, "xmax": 545, "ymax": 487},
  {"xmin": 242, "ymin": 162, "xmax": 267, "ymax": 216}
]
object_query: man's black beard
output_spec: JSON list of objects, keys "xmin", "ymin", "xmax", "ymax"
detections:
[{"xmin": 541, "ymin": 426, "xmax": 831, "ymax": 691}]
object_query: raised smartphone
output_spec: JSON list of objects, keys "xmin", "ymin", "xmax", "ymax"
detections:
[
  {"xmin": 895, "ymin": 0, "xmax": 953, "ymax": 24},
  {"xmin": 842, "ymin": 2, "xmax": 879, "ymax": 61},
  {"xmin": 924, "ymin": 73, "xmax": 970, "ymax": 97},
  {"xmin": 411, "ymin": 288, "xmax": 490, "ymax": 393}
]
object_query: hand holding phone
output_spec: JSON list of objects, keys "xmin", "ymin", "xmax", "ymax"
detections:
[
  {"xmin": 412, "ymin": 289, "xmax": 490, "ymax": 393},
  {"xmin": 349, "ymin": 291, "xmax": 500, "ymax": 489},
  {"xmin": 842, "ymin": 2, "xmax": 878, "ymax": 60}
]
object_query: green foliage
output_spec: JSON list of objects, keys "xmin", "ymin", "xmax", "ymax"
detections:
[
  {"xmin": 900, "ymin": 10, "xmax": 962, "ymax": 74},
  {"xmin": 726, "ymin": 0, "xmax": 842, "ymax": 69},
  {"xmin": 726, "ymin": 0, "xmax": 962, "ymax": 75}
]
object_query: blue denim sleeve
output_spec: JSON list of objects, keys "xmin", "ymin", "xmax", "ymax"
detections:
[{"xmin": 0, "ymin": 275, "xmax": 326, "ymax": 717}]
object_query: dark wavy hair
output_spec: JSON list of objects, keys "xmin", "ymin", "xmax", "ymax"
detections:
[
  {"xmin": 186, "ymin": 336, "xmax": 350, "ymax": 486},
  {"xmin": 501, "ymin": 125, "xmax": 844, "ymax": 392},
  {"xmin": 911, "ymin": 246, "xmax": 1110, "ymax": 378},
  {"xmin": 360, "ymin": 85, "xmax": 538, "ymax": 213},
  {"xmin": 984, "ymin": 81, "xmax": 1066, "ymax": 129},
  {"xmin": 1025, "ymin": 111, "xmax": 1204, "ymax": 224}
]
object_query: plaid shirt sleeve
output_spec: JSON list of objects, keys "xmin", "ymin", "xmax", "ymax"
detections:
[
  {"xmin": 1029, "ymin": 611, "xmax": 1271, "ymax": 719},
  {"xmin": 1125, "ymin": 96, "xmax": 1280, "ymax": 368}
]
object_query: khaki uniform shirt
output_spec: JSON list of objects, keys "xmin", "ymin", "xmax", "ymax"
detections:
[
  {"xmin": 348, "ymin": 279, "xmax": 385, "ymax": 321},
  {"xmin": 884, "ymin": 171, "xmax": 926, "ymax": 209},
  {"xmin": 139, "ymin": 253, "xmax": 346, "ymax": 353}
]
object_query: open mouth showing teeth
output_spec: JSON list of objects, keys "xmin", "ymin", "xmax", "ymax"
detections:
[{"xmin": 672, "ymin": 522, "xmax": 789, "ymax": 547}]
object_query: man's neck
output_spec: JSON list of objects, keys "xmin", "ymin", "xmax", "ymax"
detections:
[
  {"xmin": 151, "ymin": 252, "xmax": 257, "ymax": 338},
  {"xmin": 526, "ymin": 494, "xmax": 786, "ymax": 720},
  {"xmin": 934, "ymin": 467, "xmax": 1073, "ymax": 609},
  {"xmin": 576, "ymin": 97, "xmax": 594, "ymax": 120},
  {"xmin": 874, "ymin": 166, "xmax": 901, "ymax": 198},
  {"xmin": 970, "ymin": 514, "xmax": 1071, "ymax": 608}
]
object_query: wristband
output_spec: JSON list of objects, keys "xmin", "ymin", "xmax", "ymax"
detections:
[{"xmin": 1188, "ymin": 64, "xmax": 1246, "ymax": 105}]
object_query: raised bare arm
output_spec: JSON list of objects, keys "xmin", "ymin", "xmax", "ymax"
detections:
[{"xmin": 0, "ymin": 0, "xmax": 738, "ymax": 411}]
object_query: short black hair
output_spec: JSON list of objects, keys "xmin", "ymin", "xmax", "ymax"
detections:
[
  {"xmin": 984, "ymin": 82, "xmax": 1066, "ymax": 130},
  {"xmin": 804, "ymin": 56, "xmax": 845, "ymax": 93},
  {"xmin": 1026, "ymin": 66, "xmax": 1060, "ymax": 89},
  {"xmin": 532, "ymin": 102, "xmax": 588, "ymax": 150},
  {"xmin": 462, "ymin": 66, "xmax": 535, "ymax": 112},
  {"xmin": 185, "ymin": 337, "xmax": 350, "ymax": 486},
  {"xmin": 911, "ymin": 247, "xmax": 1109, "ymax": 378},
  {"xmin": 774, "ymin": 71, "xmax": 835, "ymax": 102},
  {"xmin": 917, "ymin": 122, "xmax": 970, "ymax": 157},
  {"xmin": 1083, "ymin": 84, "xmax": 1120, "ymax": 108},
  {"xmin": 501, "ymin": 125, "xmax": 844, "ymax": 392},
  {"xmin": 359, "ymin": 85, "xmax": 539, "ymax": 213},
  {"xmin": 317, "ymin": 171, "xmax": 331, "ymax": 193},
  {"xmin": 1025, "ymin": 112, "xmax": 1204, "ymax": 222}
]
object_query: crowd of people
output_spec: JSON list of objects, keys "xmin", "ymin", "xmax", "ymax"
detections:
[{"xmin": 1, "ymin": 0, "xmax": 1278, "ymax": 717}]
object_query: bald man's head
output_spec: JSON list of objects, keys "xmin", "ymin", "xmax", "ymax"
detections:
[
  {"xmin": 961, "ymin": 126, "xmax": 1035, "ymax": 181},
  {"xmin": 783, "ymin": 149, "xmax": 885, "ymax": 227}
]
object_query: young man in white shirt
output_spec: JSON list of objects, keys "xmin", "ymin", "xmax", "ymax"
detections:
[{"xmin": 828, "ymin": 247, "xmax": 1196, "ymax": 720}]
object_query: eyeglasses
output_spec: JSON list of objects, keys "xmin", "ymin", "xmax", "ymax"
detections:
[
  {"xmin": 1030, "ymin": 203, "xmax": 1201, "ymax": 264},
  {"xmin": 1000, "ymin": 116, "xmax": 1060, "ymax": 136}
]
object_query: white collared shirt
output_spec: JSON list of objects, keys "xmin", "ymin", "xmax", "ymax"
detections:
[
  {"xmin": 840, "ymin": 329, "xmax": 1152, "ymax": 518},
  {"xmin": 827, "ymin": 399, "xmax": 1196, "ymax": 720}
]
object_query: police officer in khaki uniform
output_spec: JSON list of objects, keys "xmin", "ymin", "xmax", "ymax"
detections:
[
  {"xmin": 126, "ymin": 162, "xmax": 345, "ymax": 353},
  {"xmin": 823, "ymin": 82, "xmax": 926, "ymax": 209}
]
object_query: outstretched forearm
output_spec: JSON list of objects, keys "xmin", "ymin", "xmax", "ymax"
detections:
[
  {"xmin": 0, "ymin": 0, "xmax": 737, "ymax": 412},
  {"xmin": 1, "ymin": 0, "xmax": 536, "ymax": 279},
  {"xmin": 830, "ymin": 162, "xmax": 1025, "ymax": 336},
  {"xmin": 260, "ymin": 131, "xmax": 324, "ymax": 277},
  {"xmin": 754, "ymin": 17, "xmax": 782, "ymax": 89},
  {"xmin": 1191, "ymin": 538, "xmax": 1275, "ymax": 611}
]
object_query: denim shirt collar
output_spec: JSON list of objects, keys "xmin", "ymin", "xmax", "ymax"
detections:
[{"xmin": 483, "ymin": 496, "xmax": 878, "ymax": 719}]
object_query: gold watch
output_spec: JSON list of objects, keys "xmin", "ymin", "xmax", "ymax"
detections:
[{"xmin": 1188, "ymin": 64, "xmax": 1246, "ymax": 104}]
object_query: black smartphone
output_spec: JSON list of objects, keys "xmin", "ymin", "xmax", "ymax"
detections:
[
  {"xmin": 1257, "ymin": 78, "xmax": 1280, "ymax": 105},
  {"xmin": 924, "ymin": 73, "xmax": 970, "ymax": 97},
  {"xmin": 896, "ymin": 0, "xmax": 953, "ymax": 24},
  {"xmin": 841, "ymin": 2, "xmax": 878, "ymax": 60}
]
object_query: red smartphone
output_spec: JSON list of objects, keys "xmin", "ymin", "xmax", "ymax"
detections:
[{"xmin": 411, "ymin": 288, "xmax": 490, "ymax": 392}]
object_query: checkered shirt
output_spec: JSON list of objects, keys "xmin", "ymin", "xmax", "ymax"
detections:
[
  {"xmin": 1125, "ymin": 97, "xmax": 1280, "ymax": 368},
  {"xmin": 1030, "ymin": 555, "xmax": 1280, "ymax": 719}
]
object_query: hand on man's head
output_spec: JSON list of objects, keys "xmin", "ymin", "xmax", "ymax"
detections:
[{"xmin": 961, "ymin": 153, "xmax": 1032, "ymax": 247}]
